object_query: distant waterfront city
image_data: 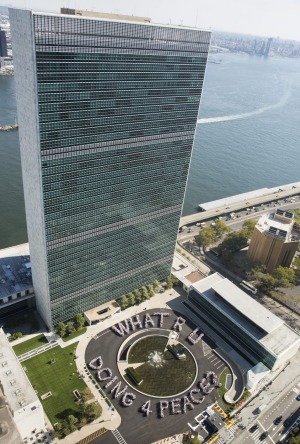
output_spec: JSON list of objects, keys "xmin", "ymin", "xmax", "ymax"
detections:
[{"xmin": 1, "ymin": 51, "xmax": 300, "ymax": 248}]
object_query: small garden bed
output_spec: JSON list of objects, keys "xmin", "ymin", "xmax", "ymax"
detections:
[{"xmin": 62, "ymin": 327, "xmax": 87, "ymax": 342}]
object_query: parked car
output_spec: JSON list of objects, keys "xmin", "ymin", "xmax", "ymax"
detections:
[
  {"xmin": 260, "ymin": 431, "xmax": 268, "ymax": 440},
  {"xmin": 296, "ymin": 394, "xmax": 300, "ymax": 401}
]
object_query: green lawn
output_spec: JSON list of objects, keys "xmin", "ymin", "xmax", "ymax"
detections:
[
  {"xmin": 218, "ymin": 366, "xmax": 234, "ymax": 410},
  {"xmin": 62, "ymin": 327, "xmax": 87, "ymax": 342},
  {"xmin": 13, "ymin": 334, "xmax": 48, "ymax": 356},
  {"xmin": 24, "ymin": 344, "xmax": 87, "ymax": 425},
  {"xmin": 126, "ymin": 336, "xmax": 197, "ymax": 397}
]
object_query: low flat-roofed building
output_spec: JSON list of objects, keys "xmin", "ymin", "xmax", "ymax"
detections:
[
  {"xmin": 247, "ymin": 210, "xmax": 299, "ymax": 272},
  {"xmin": 172, "ymin": 252, "xmax": 209, "ymax": 291},
  {"xmin": 0, "ymin": 329, "xmax": 44, "ymax": 440},
  {"xmin": 0, "ymin": 243, "xmax": 34, "ymax": 316},
  {"xmin": 84, "ymin": 301, "xmax": 121, "ymax": 326},
  {"xmin": 187, "ymin": 273, "xmax": 300, "ymax": 369}
]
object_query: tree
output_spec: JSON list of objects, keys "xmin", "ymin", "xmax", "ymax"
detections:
[
  {"xmin": 54, "ymin": 422, "xmax": 64, "ymax": 438},
  {"xmin": 166, "ymin": 276, "xmax": 173, "ymax": 289},
  {"xmin": 184, "ymin": 438, "xmax": 202, "ymax": 444},
  {"xmin": 61, "ymin": 423, "xmax": 70, "ymax": 437},
  {"xmin": 66, "ymin": 321, "xmax": 75, "ymax": 335},
  {"xmin": 290, "ymin": 437, "xmax": 300, "ymax": 444},
  {"xmin": 220, "ymin": 249, "xmax": 235, "ymax": 266},
  {"xmin": 197, "ymin": 227, "xmax": 218, "ymax": 249},
  {"xmin": 73, "ymin": 313, "xmax": 85, "ymax": 330},
  {"xmin": 293, "ymin": 258, "xmax": 300, "ymax": 280},
  {"xmin": 147, "ymin": 284, "xmax": 155, "ymax": 297},
  {"xmin": 213, "ymin": 219, "xmax": 231, "ymax": 237},
  {"xmin": 153, "ymin": 280, "xmax": 160, "ymax": 292},
  {"xmin": 133, "ymin": 289, "xmax": 142, "ymax": 304},
  {"xmin": 79, "ymin": 388, "xmax": 91, "ymax": 404},
  {"xmin": 141, "ymin": 286, "xmax": 150, "ymax": 301},
  {"xmin": 220, "ymin": 231, "xmax": 248, "ymax": 253},
  {"xmin": 56, "ymin": 322, "xmax": 66, "ymax": 338},
  {"xmin": 242, "ymin": 219, "xmax": 257, "ymax": 237},
  {"xmin": 126, "ymin": 292, "xmax": 136, "ymax": 307},
  {"xmin": 10, "ymin": 332, "xmax": 23, "ymax": 341},
  {"xmin": 259, "ymin": 274, "xmax": 276, "ymax": 293},
  {"xmin": 66, "ymin": 414, "xmax": 78, "ymax": 432},
  {"xmin": 119, "ymin": 295, "xmax": 128, "ymax": 311},
  {"xmin": 171, "ymin": 275, "xmax": 179, "ymax": 286},
  {"xmin": 273, "ymin": 266, "xmax": 296, "ymax": 287},
  {"xmin": 85, "ymin": 402, "xmax": 102, "ymax": 421}
]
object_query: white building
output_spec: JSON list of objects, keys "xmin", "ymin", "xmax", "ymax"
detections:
[
  {"xmin": 0, "ymin": 329, "xmax": 44, "ymax": 440},
  {"xmin": 187, "ymin": 273, "xmax": 300, "ymax": 370}
]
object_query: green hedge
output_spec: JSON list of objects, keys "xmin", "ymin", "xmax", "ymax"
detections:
[{"xmin": 126, "ymin": 367, "xmax": 143, "ymax": 385}]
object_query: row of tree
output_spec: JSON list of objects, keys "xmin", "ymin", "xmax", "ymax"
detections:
[
  {"xmin": 56, "ymin": 313, "xmax": 85, "ymax": 338},
  {"xmin": 197, "ymin": 219, "xmax": 257, "ymax": 252},
  {"xmin": 118, "ymin": 280, "xmax": 160, "ymax": 310},
  {"xmin": 118, "ymin": 275, "xmax": 178, "ymax": 311},
  {"xmin": 54, "ymin": 389, "xmax": 102, "ymax": 438}
]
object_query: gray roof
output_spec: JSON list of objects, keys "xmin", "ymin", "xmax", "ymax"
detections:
[
  {"xmin": 191, "ymin": 274, "xmax": 300, "ymax": 357},
  {"xmin": 0, "ymin": 329, "xmax": 39, "ymax": 412},
  {"xmin": 191, "ymin": 274, "xmax": 283, "ymax": 334},
  {"xmin": 0, "ymin": 243, "xmax": 32, "ymax": 299}
]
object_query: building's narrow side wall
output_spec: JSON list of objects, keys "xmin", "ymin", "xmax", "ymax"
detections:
[{"xmin": 9, "ymin": 9, "xmax": 52, "ymax": 329}]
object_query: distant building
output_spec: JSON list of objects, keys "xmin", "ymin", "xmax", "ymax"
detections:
[
  {"xmin": 247, "ymin": 209, "xmax": 299, "ymax": 273},
  {"xmin": 264, "ymin": 37, "xmax": 273, "ymax": 56},
  {"xmin": 0, "ymin": 28, "xmax": 7, "ymax": 57},
  {"xmin": 10, "ymin": 9, "xmax": 210, "ymax": 329},
  {"xmin": 186, "ymin": 273, "xmax": 300, "ymax": 370}
]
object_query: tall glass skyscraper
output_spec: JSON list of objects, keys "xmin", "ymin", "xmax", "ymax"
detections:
[{"xmin": 10, "ymin": 9, "xmax": 210, "ymax": 329}]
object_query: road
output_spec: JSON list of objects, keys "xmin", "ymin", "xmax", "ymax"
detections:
[
  {"xmin": 178, "ymin": 198, "xmax": 300, "ymax": 244},
  {"xmin": 180, "ymin": 184, "xmax": 300, "ymax": 227},
  {"xmin": 232, "ymin": 382, "xmax": 300, "ymax": 444}
]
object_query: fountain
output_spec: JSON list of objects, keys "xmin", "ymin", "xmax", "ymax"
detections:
[{"xmin": 147, "ymin": 351, "xmax": 165, "ymax": 368}]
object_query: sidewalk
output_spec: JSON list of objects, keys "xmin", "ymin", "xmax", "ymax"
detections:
[{"xmin": 234, "ymin": 352, "xmax": 300, "ymax": 429}]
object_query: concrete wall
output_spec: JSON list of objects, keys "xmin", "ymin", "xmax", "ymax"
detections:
[{"xmin": 9, "ymin": 9, "xmax": 52, "ymax": 330}]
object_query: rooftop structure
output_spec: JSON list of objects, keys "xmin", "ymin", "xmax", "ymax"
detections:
[
  {"xmin": 0, "ymin": 328, "xmax": 44, "ymax": 439},
  {"xmin": 247, "ymin": 211, "xmax": 299, "ymax": 272},
  {"xmin": 10, "ymin": 8, "xmax": 211, "ymax": 329},
  {"xmin": 187, "ymin": 273, "xmax": 300, "ymax": 369},
  {"xmin": 0, "ymin": 243, "xmax": 34, "ymax": 316},
  {"xmin": 0, "ymin": 243, "xmax": 32, "ymax": 299},
  {"xmin": 60, "ymin": 7, "xmax": 151, "ymax": 23}
]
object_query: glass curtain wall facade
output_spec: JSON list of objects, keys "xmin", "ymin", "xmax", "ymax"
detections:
[
  {"xmin": 187, "ymin": 289, "xmax": 277, "ymax": 369},
  {"xmin": 10, "ymin": 10, "xmax": 210, "ymax": 327}
]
